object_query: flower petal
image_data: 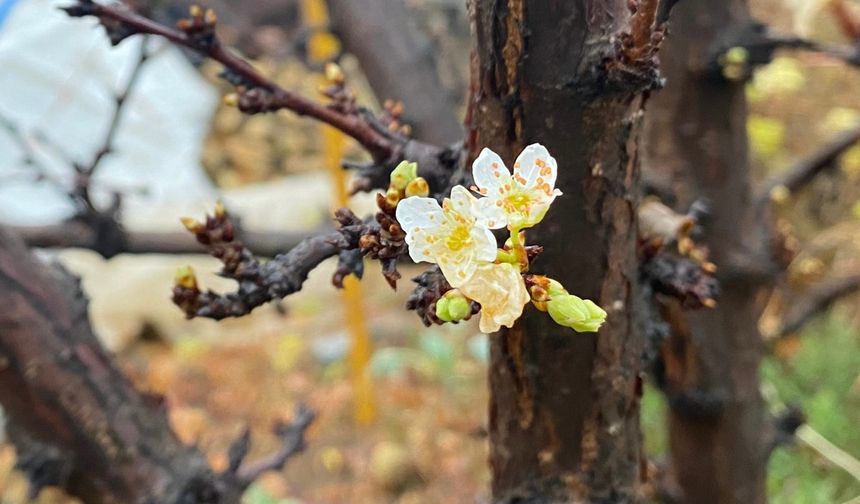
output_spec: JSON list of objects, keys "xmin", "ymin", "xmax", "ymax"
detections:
[
  {"xmin": 474, "ymin": 196, "xmax": 508, "ymax": 229},
  {"xmin": 448, "ymin": 185, "xmax": 480, "ymax": 218},
  {"xmin": 512, "ymin": 143, "xmax": 558, "ymax": 196},
  {"xmin": 479, "ymin": 312, "xmax": 503, "ymax": 333},
  {"xmin": 460, "ymin": 263, "xmax": 530, "ymax": 333},
  {"xmin": 437, "ymin": 248, "xmax": 477, "ymax": 288},
  {"xmin": 395, "ymin": 196, "xmax": 444, "ymax": 234},
  {"xmin": 472, "ymin": 147, "xmax": 512, "ymax": 197},
  {"xmin": 471, "ymin": 225, "xmax": 499, "ymax": 262},
  {"xmin": 403, "ymin": 228, "xmax": 437, "ymax": 263},
  {"xmin": 524, "ymin": 188, "xmax": 562, "ymax": 227}
]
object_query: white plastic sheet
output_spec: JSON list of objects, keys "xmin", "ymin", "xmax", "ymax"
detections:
[{"xmin": 0, "ymin": 0, "xmax": 217, "ymax": 225}]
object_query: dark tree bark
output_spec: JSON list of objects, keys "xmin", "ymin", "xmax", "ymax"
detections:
[
  {"xmin": 471, "ymin": 1, "xmax": 664, "ymax": 501},
  {"xmin": 0, "ymin": 227, "xmax": 312, "ymax": 503},
  {"xmin": 326, "ymin": 0, "xmax": 464, "ymax": 145},
  {"xmin": 644, "ymin": 1, "xmax": 771, "ymax": 502},
  {"xmin": 0, "ymin": 228, "xmax": 237, "ymax": 503}
]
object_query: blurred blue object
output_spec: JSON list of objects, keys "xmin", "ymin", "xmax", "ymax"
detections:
[{"xmin": 0, "ymin": 0, "xmax": 20, "ymax": 31}]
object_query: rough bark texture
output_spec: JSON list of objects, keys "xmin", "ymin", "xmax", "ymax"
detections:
[
  {"xmin": 0, "ymin": 227, "xmax": 244, "ymax": 504},
  {"xmin": 326, "ymin": 0, "xmax": 464, "ymax": 145},
  {"xmin": 644, "ymin": 1, "xmax": 769, "ymax": 503},
  {"xmin": 472, "ymin": 2, "xmax": 654, "ymax": 501}
]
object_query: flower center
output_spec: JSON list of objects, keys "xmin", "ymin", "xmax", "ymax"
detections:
[
  {"xmin": 505, "ymin": 192, "xmax": 531, "ymax": 214},
  {"xmin": 445, "ymin": 225, "xmax": 472, "ymax": 251}
]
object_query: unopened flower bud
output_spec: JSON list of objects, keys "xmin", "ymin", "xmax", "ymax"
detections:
[
  {"xmin": 405, "ymin": 177, "xmax": 429, "ymax": 198},
  {"xmin": 385, "ymin": 187, "xmax": 401, "ymax": 207},
  {"xmin": 528, "ymin": 281, "xmax": 550, "ymax": 312},
  {"xmin": 436, "ymin": 290, "xmax": 471, "ymax": 322},
  {"xmin": 223, "ymin": 93, "xmax": 239, "ymax": 107},
  {"xmin": 724, "ymin": 46, "xmax": 749, "ymax": 65},
  {"xmin": 389, "ymin": 161, "xmax": 418, "ymax": 190},
  {"xmin": 547, "ymin": 294, "xmax": 607, "ymax": 333},
  {"xmin": 770, "ymin": 185, "xmax": 790, "ymax": 204},
  {"xmin": 546, "ymin": 278, "xmax": 567, "ymax": 297},
  {"xmin": 180, "ymin": 217, "xmax": 204, "ymax": 234},
  {"xmin": 214, "ymin": 201, "xmax": 227, "ymax": 218},
  {"xmin": 174, "ymin": 265, "xmax": 198, "ymax": 290},
  {"xmin": 359, "ymin": 234, "xmax": 379, "ymax": 251},
  {"xmin": 204, "ymin": 8, "xmax": 217, "ymax": 25},
  {"xmin": 324, "ymin": 62, "xmax": 345, "ymax": 85}
]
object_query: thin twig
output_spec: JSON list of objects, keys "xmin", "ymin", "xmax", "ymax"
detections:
[
  {"xmin": 774, "ymin": 274, "xmax": 860, "ymax": 338},
  {"xmin": 171, "ymin": 204, "xmax": 402, "ymax": 319},
  {"xmin": 0, "ymin": 112, "xmax": 67, "ymax": 191},
  {"xmin": 759, "ymin": 123, "xmax": 860, "ymax": 203},
  {"xmin": 83, "ymin": 36, "xmax": 152, "ymax": 176},
  {"xmin": 62, "ymin": 0, "xmax": 459, "ymax": 193},
  {"xmin": 708, "ymin": 21, "xmax": 860, "ymax": 80},
  {"xmin": 235, "ymin": 405, "xmax": 316, "ymax": 487}
]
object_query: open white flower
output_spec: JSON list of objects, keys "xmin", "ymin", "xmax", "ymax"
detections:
[
  {"xmin": 471, "ymin": 143, "xmax": 562, "ymax": 230},
  {"xmin": 396, "ymin": 185, "xmax": 498, "ymax": 287},
  {"xmin": 459, "ymin": 262, "xmax": 530, "ymax": 333}
]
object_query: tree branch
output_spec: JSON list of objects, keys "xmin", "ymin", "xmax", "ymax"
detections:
[
  {"xmin": 62, "ymin": 0, "xmax": 462, "ymax": 194},
  {"xmin": 234, "ymin": 405, "xmax": 316, "ymax": 487},
  {"xmin": 10, "ymin": 220, "xmax": 315, "ymax": 257},
  {"xmin": 774, "ymin": 274, "xmax": 860, "ymax": 338},
  {"xmin": 759, "ymin": 123, "xmax": 860, "ymax": 203},
  {"xmin": 706, "ymin": 20, "xmax": 860, "ymax": 80},
  {"xmin": 172, "ymin": 200, "xmax": 405, "ymax": 319},
  {"xmin": 0, "ymin": 225, "xmax": 243, "ymax": 503}
]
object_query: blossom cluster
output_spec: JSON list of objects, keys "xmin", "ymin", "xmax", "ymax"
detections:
[{"xmin": 394, "ymin": 144, "xmax": 607, "ymax": 334}]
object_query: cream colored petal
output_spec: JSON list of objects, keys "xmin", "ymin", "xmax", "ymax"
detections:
[
  {"xmin": 524, "ymin": 189, "xmax": 562, "ymax": 227},
  {"xmin": 479, "ymin": 313, "xmax": 503, "ymax": 333},
  {"xmin": 460, "ymin": 263, "xmax": 529, "ymax": 333},
  {"xmin": 470, "ymin": 225, "xmax": 499, "ymax": 262},
  {"xmin": 512, "ymin": 143, "xmax": 558, "ymax": 195},
  {"xmin": 472, "ymin": 147, "xmax": 512, "ymax": 197},
  {"xmin": 395, "ymin": 196, "xmax": 444, "ymax": 234},
  {"xmin": 437, "ymin": 249, "xmax": 477, "ymax": 288}
]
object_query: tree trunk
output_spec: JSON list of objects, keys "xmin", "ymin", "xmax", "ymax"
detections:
[
  {"xmin": 644, "ymin": 1, "xmax": 769, "ymax": 502},
  {"xmin": 0, "ymin": 227, "xmax": 245, "ymax": 503},
  {"xmin": 471, "ymin": 2, "xmax": 662, "ymax": 501}
]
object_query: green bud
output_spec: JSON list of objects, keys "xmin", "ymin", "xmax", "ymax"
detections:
[
  {"xmin": 446, "ymin": 294, "xmax": 471, "ymax": 321},
  {"xmin": 389, "ymin": 161, "xmax": 418, "ymax": 190},
  {"xmin": 435, "ymin": 296, "xmax": 452, "ymax": 321},
  {"xmin": 436, "ymin": 290, "xmax": 471, "ymax": 322},
  {"xmin": 724, "ymin": 46, "xmax": 749, "ymax": 65},
  {"xmin": 547, "ymin": 294, "xmax": 607, "ymax": 333},
  {"xmin": 546, "ymin": 279, "xmax": 567, "ymax": 297}
]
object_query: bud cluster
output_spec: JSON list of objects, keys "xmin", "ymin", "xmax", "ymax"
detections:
[
  {"xmin": 386, "ymin": 161, "xmax": 430, "ymax": 207},
  {"xmin": 526, "ymin": 276, "xmax": 608, "ymax": 333},
  {"xmin": 176, "ymin": 5, "xmax": 218, "ymax": 49}
]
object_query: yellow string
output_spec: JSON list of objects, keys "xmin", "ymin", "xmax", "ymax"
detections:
[{"xmin": 304, "ymin": 0, "xmax": 376, "ymax": 425}]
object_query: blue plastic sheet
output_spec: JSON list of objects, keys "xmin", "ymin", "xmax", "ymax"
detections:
[{"xmin": 0, "ymin": 0, "xmax": 20, "ymax": 31}]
